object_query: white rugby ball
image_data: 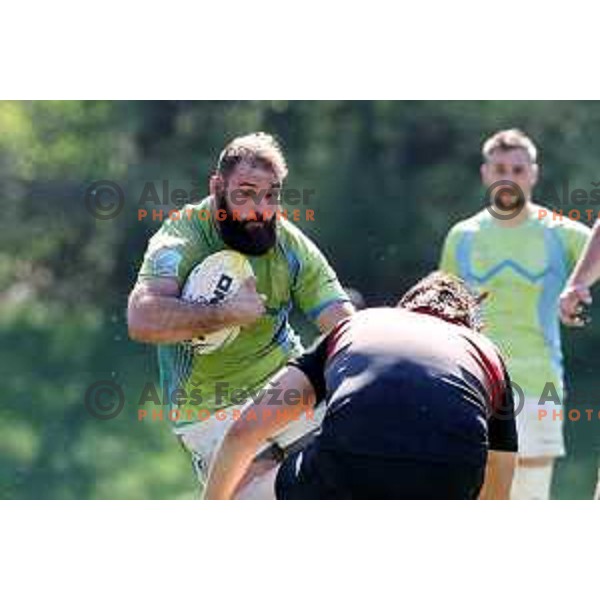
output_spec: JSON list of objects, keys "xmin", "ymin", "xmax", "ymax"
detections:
[{"xmin": 181, "ymin": 250, "xmax": 255, "ymax": 354}]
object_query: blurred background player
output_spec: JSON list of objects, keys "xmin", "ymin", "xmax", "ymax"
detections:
[
  {"xmin": 439, "ymin": 129, "xmax": 591, "ymax": 499},
  {"xmin": 204, "ymin": 272, "xmax": 517, "ymax": 500},
  {"xmin": 128, "ymin": 132, "xmax": 353, "ymax": 494}
]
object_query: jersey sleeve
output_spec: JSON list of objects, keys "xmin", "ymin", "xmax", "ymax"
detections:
[
  {"xmin": 559, "ymin": 218, "xmax": 592, "ymax": 271},
  {"xmin": 488, "ymin": 356, "xmax": 519, "ymax": 453},
  {"xmin": 287, "ymin": 334, "xmax": 329, "ymax": 404},
  {"xmin": 289, "ymin": 230, "xmax": 350, "ymax": 323},
  {"xmin": 439, "ymin": 225, "xmax": 461, "ymax": 276},
  {"xmin": 136, "ymin": 218, "xmax": 204, "ymax": 287}
]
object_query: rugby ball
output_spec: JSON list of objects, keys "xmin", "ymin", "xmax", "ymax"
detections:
[{"xmin": 181, "ymin": 250, "xmax": 255, "ymax": 354}]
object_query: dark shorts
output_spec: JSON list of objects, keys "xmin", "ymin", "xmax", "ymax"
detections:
[{"xmin": 275, "ymin": 442, "xmax": 486, "ymax": 500}]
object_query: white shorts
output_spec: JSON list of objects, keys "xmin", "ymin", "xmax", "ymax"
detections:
[
  {"xmin": 176, "ymin": 402, "xmax": 325, "ymax": 487},
  {"xmin": 516, "ymin": 396, "xmax": 565, "ymax": 459},
  {"xmin": 510, "ymin": 462, "xmax": 554, "ymax": 500}
]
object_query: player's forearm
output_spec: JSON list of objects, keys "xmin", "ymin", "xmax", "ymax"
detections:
[
  {"xmin": 479, "ymin": 451, "xmax": 516, "ymax": 500},
  {"xmin": 128, "ymin": 295, "xmax": 234, "ymax": 344},
  {"xmin": 568, "ymin": 222, "xmax": 600, "ymax": 288}
]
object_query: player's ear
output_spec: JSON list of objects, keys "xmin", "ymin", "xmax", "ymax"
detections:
[
  {"xmin": 480, "ymin": 162, "xmax": 490, "ymax": 185},
  {"xmin": 530, "ymin": 163, "xmax": 539, "ymax": 187},
  {"xmin": 210, "ymin": 173, "xmax": 225, "ymax": 197}
]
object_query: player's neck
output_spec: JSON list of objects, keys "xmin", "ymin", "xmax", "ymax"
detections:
[{"xmin": 492, "ymin": 198, "xmax": 535, "ymax": 228}]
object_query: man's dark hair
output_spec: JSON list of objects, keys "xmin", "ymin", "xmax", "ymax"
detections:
[
  {"xmin": 216, "ymin": 132, "xmax": 288, "ymax": 182},
  {"xmin": 397, "ymin": 271, "xmax": 486, "ymax": 331}
]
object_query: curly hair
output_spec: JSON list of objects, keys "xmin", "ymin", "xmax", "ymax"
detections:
[
  {"xmin": 397, "ymin": 271, "xmax": 486, "ymax": 331},
  {"xmin": 216, "ymin": 132, "xmax": 288, "ymax": 182}
]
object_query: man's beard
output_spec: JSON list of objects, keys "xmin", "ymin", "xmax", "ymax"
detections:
[
  {"xmin": 214, "ymin": 193, "xmax": 277, "ymax": 256},
  {"xmin": 494, "ymin": 188, "xmax": 524, "ymax": 211}
]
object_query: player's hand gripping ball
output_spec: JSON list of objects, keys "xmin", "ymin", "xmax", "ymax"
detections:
[{"xmin": 181, "ymin": 250, "xmax": 255, "ymax": 354}]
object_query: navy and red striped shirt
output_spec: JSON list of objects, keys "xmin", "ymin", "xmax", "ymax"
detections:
[{"xmin": 289, "ymin": 307, "xmax": 518, "ymax": 465}]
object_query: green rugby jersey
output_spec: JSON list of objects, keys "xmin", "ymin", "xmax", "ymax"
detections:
[
  {"xmin": 136, "ymin": 197, "xmax": 349, "ymax": 427},
  {"xmin": 440, "ymin": 205, "xmax": 590, "ymax": 401}
]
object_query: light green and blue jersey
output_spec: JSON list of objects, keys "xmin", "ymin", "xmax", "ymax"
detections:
[
  {"xmin": 440, "ymin": 206, "xmax": 591, "ymax": 400},
  {"xmin": 137, "ymin": 197, "xmax": 349, "ymax": 426}
]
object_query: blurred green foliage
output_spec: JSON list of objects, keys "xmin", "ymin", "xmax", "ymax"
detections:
[{"xmin": 2, "ymin": 100, "xmax": 600, "ymax": 499}]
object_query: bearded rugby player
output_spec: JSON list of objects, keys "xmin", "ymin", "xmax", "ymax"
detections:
[{"xmin": 128, "ymin": 133, "xmax": 353, "ymax": 494}]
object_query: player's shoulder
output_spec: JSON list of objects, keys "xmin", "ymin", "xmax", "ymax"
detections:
[
  {"xmin": 276, "ymin": 218, "xmax": 321, "ymax": 254},
  {"xmin": 461, "ymin": 326, "xmax": 506, "ymax": 369},
  {"xmin": 445, "ymin": 209, "xmax": 491, "ymax": 238},
  {"xmin": 143, "ymin": 197, "xmax": 223, "ymax": 278},
  {"xmin": 150, "ymin": 197, "xmax": 217, "ymax": 246},
  {"xmin": 534, "ymin": 203, "xmax": 592, "ymax": 237},
  {"xmin": 277, "ymin": 217, "xmax": 311, "ymax": 241}
]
